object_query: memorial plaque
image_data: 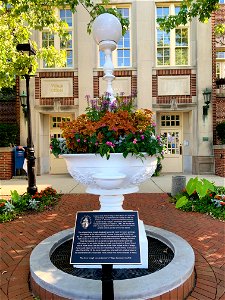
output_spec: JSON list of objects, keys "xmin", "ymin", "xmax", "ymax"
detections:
[{"xmin": 71, "ymin": 211, "xmax": 141, "ymax": 265}]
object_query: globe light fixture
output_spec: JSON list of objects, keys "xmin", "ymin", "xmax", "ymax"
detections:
[{"xmin": 92, "ymin": 13, "xmax": 122, "ymax": 102}]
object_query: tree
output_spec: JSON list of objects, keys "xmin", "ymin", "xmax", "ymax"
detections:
[
  {"xmin": 157, "ymin": 0, "xmax": 221, "ymax": 31},
  {"xmin": 0, "ymin": 0, "xmax": 129, "ymax": 89},
  {"xmin": 0, "ymin": 0, "xmax": 222, "ymax": 89}
]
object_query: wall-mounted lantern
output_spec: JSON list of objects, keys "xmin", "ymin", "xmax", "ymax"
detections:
[
  {"xmin": 19, "ymin": 91, "xmax": 28, "ymax": 117},
  {"xmin": 202, "ymin": 88, "xmax": 212, "ymax": 117}
]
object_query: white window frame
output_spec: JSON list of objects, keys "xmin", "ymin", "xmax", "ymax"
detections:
[
  {"xmin": 155, "ymin": 3, "xmax": 190, "ymax": 66},
  {"xmin": 40, "ymin": 8, "xmax": 74, "ymax": 69},
  {"xmin": 216, "ymin": 50, "xmax": 225, "ymax": 78},
  {"xmin": 98, "ymin": 5, "xmax": 131, "ymax": 68}
]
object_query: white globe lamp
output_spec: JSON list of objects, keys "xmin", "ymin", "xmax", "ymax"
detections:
[{"xmin": 92, "ymin": 13, "xmax": 122, "ymax": 102}]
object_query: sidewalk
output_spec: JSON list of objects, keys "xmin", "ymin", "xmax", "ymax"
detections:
[
  {"xmin": 1, "ymin": 173, "xmax": 224, "ymax": 195},
  {"xmin": 1, "ymin": 193, "xmax": 225, "ymax": 300},
  {"xmin": 0, "ymin": 174, "xmax": 225, "ymax": 300}
]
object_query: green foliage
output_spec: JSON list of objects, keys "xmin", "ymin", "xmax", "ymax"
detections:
[
  {"xmin": 173, "ymin": 177, "xmax": 225, "ymax": 220},
  {"xmin": 0, "ymin": 0, "xmax": 129, "ymax": 89},
  {"xmin": 51, "ymin": 94, "xmax": 165, "ymax": 160},
  {"xmin": 86, "ymin": 1, "xmax": 129, "ymax": 36},
  {"xmin": 0, "ymin": 87, "xmax": 16, "ymax": 101},
  {"xmin": 186, "ymin": 177, "xmax": 215, "ymax": 199},
  {"xmin": 216, "ymin": 121, "xmax": 225, "ymax": 144},
  {"xmin": 0, "ymin": 187, "xmax": 61, "ymax": 223},
  {"xmin": 157, "ymin": 0, "xmax": 220, "ymax": 32},
  {"xmin": 0, "ymin": 123, "xmax": 19, "ymax": 147},
  {"xmin": 175, "ymin": 195, "xmax": 188, "ymax": 208}
]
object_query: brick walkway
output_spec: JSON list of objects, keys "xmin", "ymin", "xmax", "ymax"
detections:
[{"xmin": 0, "ymin": 193, "xmax": 225, "ymax": 300}]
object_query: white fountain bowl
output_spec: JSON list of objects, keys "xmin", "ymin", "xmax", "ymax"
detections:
[{"xmin": 62, "ymin": 153, "xmax": 157, "ymax": 189}]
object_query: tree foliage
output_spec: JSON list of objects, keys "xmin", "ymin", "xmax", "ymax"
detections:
[
  {"xmin": 157, "ymin": 0, "xmax": 220, "ymax": 31},
  {"xmin": 0, "ymin": 0, "xmax": 126, "ymax": 89},
  {"xmin": 0, "ymin": 0, "xmax": 223, "ymax": 89}
]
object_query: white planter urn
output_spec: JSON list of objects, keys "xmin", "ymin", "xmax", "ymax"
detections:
[{"xmin": 62, "ymin": 153, "xmax": 157, "ymax": 268}]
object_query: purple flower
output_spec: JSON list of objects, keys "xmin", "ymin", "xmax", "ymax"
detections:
[
  {"xmin": 106, "ymin": 141, "xmax": 115, "ymax": 147},
  {"xmin": 141, "ymin": 135, "xmax": 145, "ymax": 140},
  {"xmin": 77, "ymin": 139, "xmax": 80, "ymax": 142},
  {"xmin": 152, "ymin": 122, "xmax": 156, "ymax": 127},
  {"xmin": 133, "ymin": 138, "xmax": 137, "ymax": 144}
]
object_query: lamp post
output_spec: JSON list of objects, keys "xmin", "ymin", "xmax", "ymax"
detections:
[
  {"xmin": 17, "ymin": 42, "xmax": 37, "ymax": 195},
  {"xmin": 92, "ymin": 13, "xmax": 122, "ymax": 103}
]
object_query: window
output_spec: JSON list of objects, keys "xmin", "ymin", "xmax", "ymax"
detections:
[
  {"xmin": 160, "ymin": 114, "xmax": 180, "ymax": 127},
  {"xmin": 51, "ymin": 116, "xmax": 71, "ymax": 128},
  {"xmin": 41, "ymin": 8, "xmax": 73, "ymax": 68},
  {"xmin": 99, "ymin": 6, "xmax": 131, "ymax": 68},
  {"xmin": 156, "ymin": 4, "xmax": 189, "ymax": 66},
  {"xmin": 216, "ymin": 50, "xmax": 225, "ymax": 78},
  {"xmin": 219, "ymin": 0, "xmax": 225, "ymax": 4}
]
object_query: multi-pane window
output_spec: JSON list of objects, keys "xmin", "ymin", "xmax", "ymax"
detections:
[
  {"xmin": 216, "ymin": 51, "xmax": 225, "ymax": 79},
  {"xmin": 160, "ymin": 114, "xmax": 180, "ymax": 127},
  {"xmin": 99, "ymin": 6, "xmax": 131, "ymax": 67},
  {"xmin": 51, "ymin": 116, "xmax": 71, "ymax": 128},
  {"xmin": 41, "ymin": 9, "xmax": 73, "ymax": 68},
  {"xmin": 156, "ymin": 4, "xmax": 189, "ymax": 66}
]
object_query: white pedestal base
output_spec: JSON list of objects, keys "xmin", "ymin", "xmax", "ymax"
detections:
[{"xmin": 74, "ymin": 187, "xmax": 148, "ymax": 269}]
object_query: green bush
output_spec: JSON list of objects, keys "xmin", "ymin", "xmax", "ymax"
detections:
[
  {"xmin": 173, "ymin": 177, "xmax": 225, "ymax": 221},
  {"xmin": 216, "ymin": 121, "xmax": 225, "ymax": 144},
  {"xmin": 0, "ymin": 87, "xmax": 16, "ymax": 101},
  {"xmin": 0, "ymin": 123, "xmax": 19, "ymax": 146},
  {"xmin": 0, "ymin": 187, "xmax": 61, "ymax": 223}
]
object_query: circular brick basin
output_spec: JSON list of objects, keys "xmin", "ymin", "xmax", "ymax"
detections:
[{"xmin": 30, "ymin": 225, "xmax": 195, "ymax": 300}]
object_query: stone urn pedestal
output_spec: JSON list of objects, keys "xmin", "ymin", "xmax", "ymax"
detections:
[{"xmin": 62, "ymin": 153, "xmax": 157, "ymax": 268}]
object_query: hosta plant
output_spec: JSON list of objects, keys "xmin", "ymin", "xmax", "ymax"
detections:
[{"xmin": 173, "ymin": 177, "xmax": 225, "ymax": 221}]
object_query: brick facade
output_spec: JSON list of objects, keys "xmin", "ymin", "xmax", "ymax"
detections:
[
  {"xmin": 0, "ymin": 148, "xmax": 14, "ymax": 180},
  {"xmin": 214, "ymin": 146, "xmax": 225, "ymax": 177},
  {"xmin": 212, "ymin": 6, "xmax": 225, "ymax": 177},
  {"xmin": 35, "ymin": 71, "xmax": 79, "ymax": 105},
  {"xmin": 152, "ymin": 69, "xmax": 196, "ymax": 104},
  {"xmin": 93, "ymin": 70, "xmax": 137, "ymax": 98}
]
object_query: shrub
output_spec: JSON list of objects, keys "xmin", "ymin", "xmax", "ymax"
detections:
[
  {"xmin": 0, "ymin": 187, "xmax": 61, "ymax": 223},
  {"xmin": 0, "ymin": 123, "xmax": 19, "ymax": 147},
  {"xmin": 173, "ymin": 177, "xmax": 225, "ymax": 221},
  {"xmin": 216, "ymin": 121, "xmax": 225, "ymax": 144}
]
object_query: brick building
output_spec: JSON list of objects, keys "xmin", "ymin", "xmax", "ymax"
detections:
[{"xmin": 12, "ymin": 0, "xmax": 225, "ymax": 177}]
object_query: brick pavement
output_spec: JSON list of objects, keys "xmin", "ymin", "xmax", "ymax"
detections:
[{"xmin": 0, "ymin": 193, "xmax": 225, "ymax": 300}]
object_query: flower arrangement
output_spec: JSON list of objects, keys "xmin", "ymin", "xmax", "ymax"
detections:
[{"xmin": 50, "ymin": 93, "xmax": 165, "ymax": 160}]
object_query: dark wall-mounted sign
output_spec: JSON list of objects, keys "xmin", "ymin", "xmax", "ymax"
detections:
[{"xmin": 71, "ymin": 211, "xmax": 141, "ymax": 265}]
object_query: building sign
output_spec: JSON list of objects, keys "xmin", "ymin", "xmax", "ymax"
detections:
[
  {"xmin": 71, "ymin": 211, "xmax": 141, "ymax": 265},
  {"xmin": 158, "ymin": 75, "xmax": 190, "ymax": 96},
  {"xmin": 41, "ymin": 78, "xmax": 73, "ymax": 98},
  {"xmin": 99, "ymin": 77, "xmax": 131, "ymax": 96}
]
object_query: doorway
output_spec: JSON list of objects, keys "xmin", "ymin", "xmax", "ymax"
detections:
[
  {"xmin": 159, "ymin": 113, "xmax": 183, "ymax": 173},
  {"xmin": 49, "ymin": 114, "xmax": 72, "ymax": 174}
]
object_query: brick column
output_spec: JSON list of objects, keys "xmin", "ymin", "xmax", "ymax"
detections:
[
  {"xmin": 213, "ymin": 145, "xmax": 225, "ymax": 177},
  {"xmin": 0, "ymin": 147, "xmax": 14, "ymax": 180}
]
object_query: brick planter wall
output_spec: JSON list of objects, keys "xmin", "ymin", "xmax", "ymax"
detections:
[
  {"xmin": 0, "ymin": 147, "xmax": 14, "ymax": 180},
  {"xmin": 213, "ymin": 145, "xmax": 225, "ymax": 177}
]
